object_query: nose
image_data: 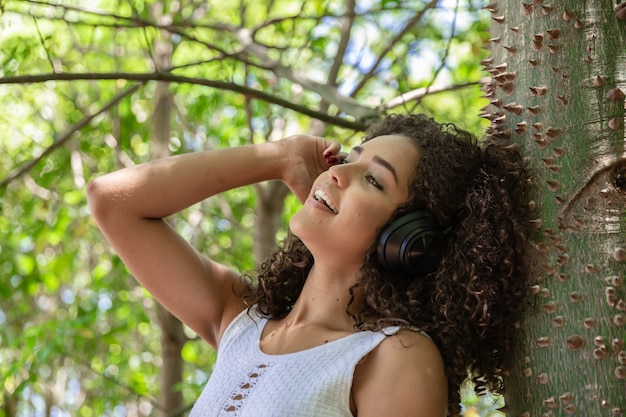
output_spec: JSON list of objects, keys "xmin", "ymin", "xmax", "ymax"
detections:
[{"xmin": 328, "ymin": 163, "xmax": 353, "ymax": 188}]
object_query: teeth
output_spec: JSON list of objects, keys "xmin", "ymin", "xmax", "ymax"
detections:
[{"xmin": 314, "ymin": 189, "xmax": 337, "ymax": 213}]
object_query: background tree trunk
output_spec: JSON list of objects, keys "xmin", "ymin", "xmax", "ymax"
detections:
[
  {"xmin": 150, "ymin": 7, "xmax": 186, "ymax": 415},
  {"xmin": 485, "ymin": 1, "xmax": 626, "ymax": 415},
  {"xmin": 253, "ymin": 181, "xmax": 290, "ymax": 262}
]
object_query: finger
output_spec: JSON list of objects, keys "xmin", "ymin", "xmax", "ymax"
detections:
[
  {"xmin": 325, "ymin": 156, "xmax": 340, "ymax": 166},
  {"xmin": 322, "ymin": 143, "xmax": 344, "ymax": 169},
  {"xmin": 322, "ymin": 141, "xmax": 341, "ymax": 159},
  {"xmin": 325, "ymin": 151, "xmax": 349, "ymax": 167}
]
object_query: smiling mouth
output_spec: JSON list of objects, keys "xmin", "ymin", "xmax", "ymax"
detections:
[{"xmin": 314, "ymin": 189, "xmax": 338, "ymax": 214}]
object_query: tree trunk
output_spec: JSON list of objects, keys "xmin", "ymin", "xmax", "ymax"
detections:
[
  {"xmin": 253, "ymin": 181, "xmax": 290, "ymax": 263},
  {"xmin": 150, "ymin": 11, "xmax": 186, "ymax": 415},
  {"xmin": 485, "ymin": 1, "xmax": 626, "ymax": 415},
  {"xmin": 2, "ymin": 389, "xmax": 17, "ymax": 416},
  {"xmin": 156, "ymin": 303, "xmax": 185, "ymax": 415}
]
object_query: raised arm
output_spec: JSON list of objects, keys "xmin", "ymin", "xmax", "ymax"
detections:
[{"xmin": 86, "ymin": 136, "xmax": 340, "ymax": 349}]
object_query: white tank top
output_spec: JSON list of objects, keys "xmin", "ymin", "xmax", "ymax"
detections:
[{"xmin": 189, "ymin": 306, "xmax": 401, "ymax": 417}]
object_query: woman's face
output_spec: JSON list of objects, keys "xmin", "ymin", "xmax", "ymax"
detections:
[{"xmin": 290, "ymin": 134, "xmax": 419, "ymax": 269}]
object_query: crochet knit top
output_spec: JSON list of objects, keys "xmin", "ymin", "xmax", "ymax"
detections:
[{"xmin": 189, "ymin": 306, "xmax": 401, "ymax": 417}]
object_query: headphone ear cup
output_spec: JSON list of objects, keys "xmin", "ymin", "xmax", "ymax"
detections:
[{"xmin": 377, "ymin": 211, "xmax": 445, "ymax": 275}]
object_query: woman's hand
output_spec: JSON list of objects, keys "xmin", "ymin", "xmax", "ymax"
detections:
[{"xmin": 278, "ymin": 134, "xmax": 344, "ymax": 203}]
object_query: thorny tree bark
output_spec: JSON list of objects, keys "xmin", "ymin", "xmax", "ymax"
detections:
[{"xmin": 484, "ymin": 1, "xmax": 626, "ymax": 415}]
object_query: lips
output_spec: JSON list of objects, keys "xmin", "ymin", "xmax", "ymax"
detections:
[{"xmin": 313, "ymin": 188, "xmax": 338, "ymax": 214}]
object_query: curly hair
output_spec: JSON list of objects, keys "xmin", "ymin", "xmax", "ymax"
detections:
[{"xmin": 242, "ymin": 113, "xmax": 531, "ymax": 416}]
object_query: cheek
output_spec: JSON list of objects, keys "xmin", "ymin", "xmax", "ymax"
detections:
[{"xmin": 352, "ymin": 206, "xmax": 394, "ymax": 237}]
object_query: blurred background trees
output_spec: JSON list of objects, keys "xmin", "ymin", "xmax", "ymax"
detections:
[{"xmin": 0, "ymin": 0, "xmax": 494, "ymax": 415}]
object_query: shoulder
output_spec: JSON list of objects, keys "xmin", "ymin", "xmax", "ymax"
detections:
[{"xmin": 352, "ymin": 330, "xmax": 447, "ymax": 417}]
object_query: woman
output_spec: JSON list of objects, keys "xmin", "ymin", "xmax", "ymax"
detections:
[{"xmin": 87, "ymin": 113, "xmax": 530, "ymax": 417}]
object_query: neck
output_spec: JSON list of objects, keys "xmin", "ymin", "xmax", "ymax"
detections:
[{"xmin": 285, "ymin": 262, "xmax": 361, "ymax": 331}]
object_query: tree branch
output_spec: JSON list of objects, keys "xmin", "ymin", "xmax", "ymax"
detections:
[
  {"xmin": 349, "ymin": 0, "xmax": 439, "ymax": 97},
  {"xmin": 409, "ymin": 0, "xmax": 460, "ymax": 113},
  {"xmin": 31, "ymin": 14, "xmax": 56, "ymax": 72},
  {"xmin": 8, "ymin": 1, "xmax": 235, "ymax": 59},
  {"xmin": 0, "ymin": 71, "xmax": 370, "ymax": 130},
  {"xmin": 381, "ymin": 78, "xmax": 489, "ymax": 110},
  {"xmin": 8, "ymin": 1, "xmax": 377, "ymax": 121},
  {"xmin": 228, "ymin": 23, "xmax": 377, "ymax": 121},
  {"xmin": 327, "ymin": 0, "xmax": 356, "ymax": 88},
  {"xmin": 0, "ymin": 83, "xmax": 142, "ymax": 189}
]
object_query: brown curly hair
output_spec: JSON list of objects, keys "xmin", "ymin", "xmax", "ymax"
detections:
[{"xmin": 242, "ymin": 113, "xmax": 531, "ymax": 416}]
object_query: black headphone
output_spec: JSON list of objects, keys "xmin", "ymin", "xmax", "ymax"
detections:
[{"xmin": 377, "ymin": 210, "xmax": 446, "ymax": 275}]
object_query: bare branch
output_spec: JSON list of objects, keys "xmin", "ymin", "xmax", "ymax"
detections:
[
  {"xmin": 410, "ymin": 0, "xmax": 460, "ymax": 113},
  {"xmin": 20, "ymin": 0, "xmax": 136, "ymax": 22},
  {"xmin": 9, "ymin": 1, "xmax": 375, "ymax": 121},
  {"xmin": 251, "ymin": 12, "xmax": 304, "ymax": 34},
  {"xmin": 0, "ymin": 83, "xmax": 142, "ymax": 189},
  {"xmin": 349, "ymin": 0, "xmax": 439, "ymax": 98},
  {"xmin": 135, "ymin": 3, "xmax": 158, "ymax": 71},
  {"xmin": 0, "ymin": 72, "xmax": 370, "ymax": 130},
  {"xmin": 31, "ymin": 14, "xmax": 56, "ymax": 72},
  {"xmin": 243, "ymin": 3, "xmax": 362, "ymax": 121},
  {"xmin": 229, "ymin": 24, "xmax": 376, "ymax": 121},
  {"xmin": 381, "ymin": 78, "xmax": 489, "ymax": 111},
  {"xmin": 8, "ymin": 1, "xmax": 232, "ymax": 58},
  {"xmin": 328, "ymin": 0, "xmax": 356, "ymax": 88}
]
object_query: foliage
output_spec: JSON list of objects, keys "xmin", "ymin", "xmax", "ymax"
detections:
[{"xmin": 0, "ymin": 0, "xmax": 490, "ymax": 415}]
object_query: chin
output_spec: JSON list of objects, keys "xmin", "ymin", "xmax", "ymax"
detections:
[{"xmin": 288, "ymin": 209, "xmax": 318, "ymax": 241}]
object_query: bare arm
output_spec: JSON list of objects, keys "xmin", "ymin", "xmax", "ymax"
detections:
[
  {"xmin": 353, "ymin": 331, "xmax": 448, "ymax": 417},
  {"xmin": 87, "ymin": 136, "xmax": 340, "ymax": 349}
]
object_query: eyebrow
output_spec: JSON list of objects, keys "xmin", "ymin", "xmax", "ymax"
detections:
[{"xmin": 353, "ymin": 146, "xmax": 399, "ymax": 184}]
